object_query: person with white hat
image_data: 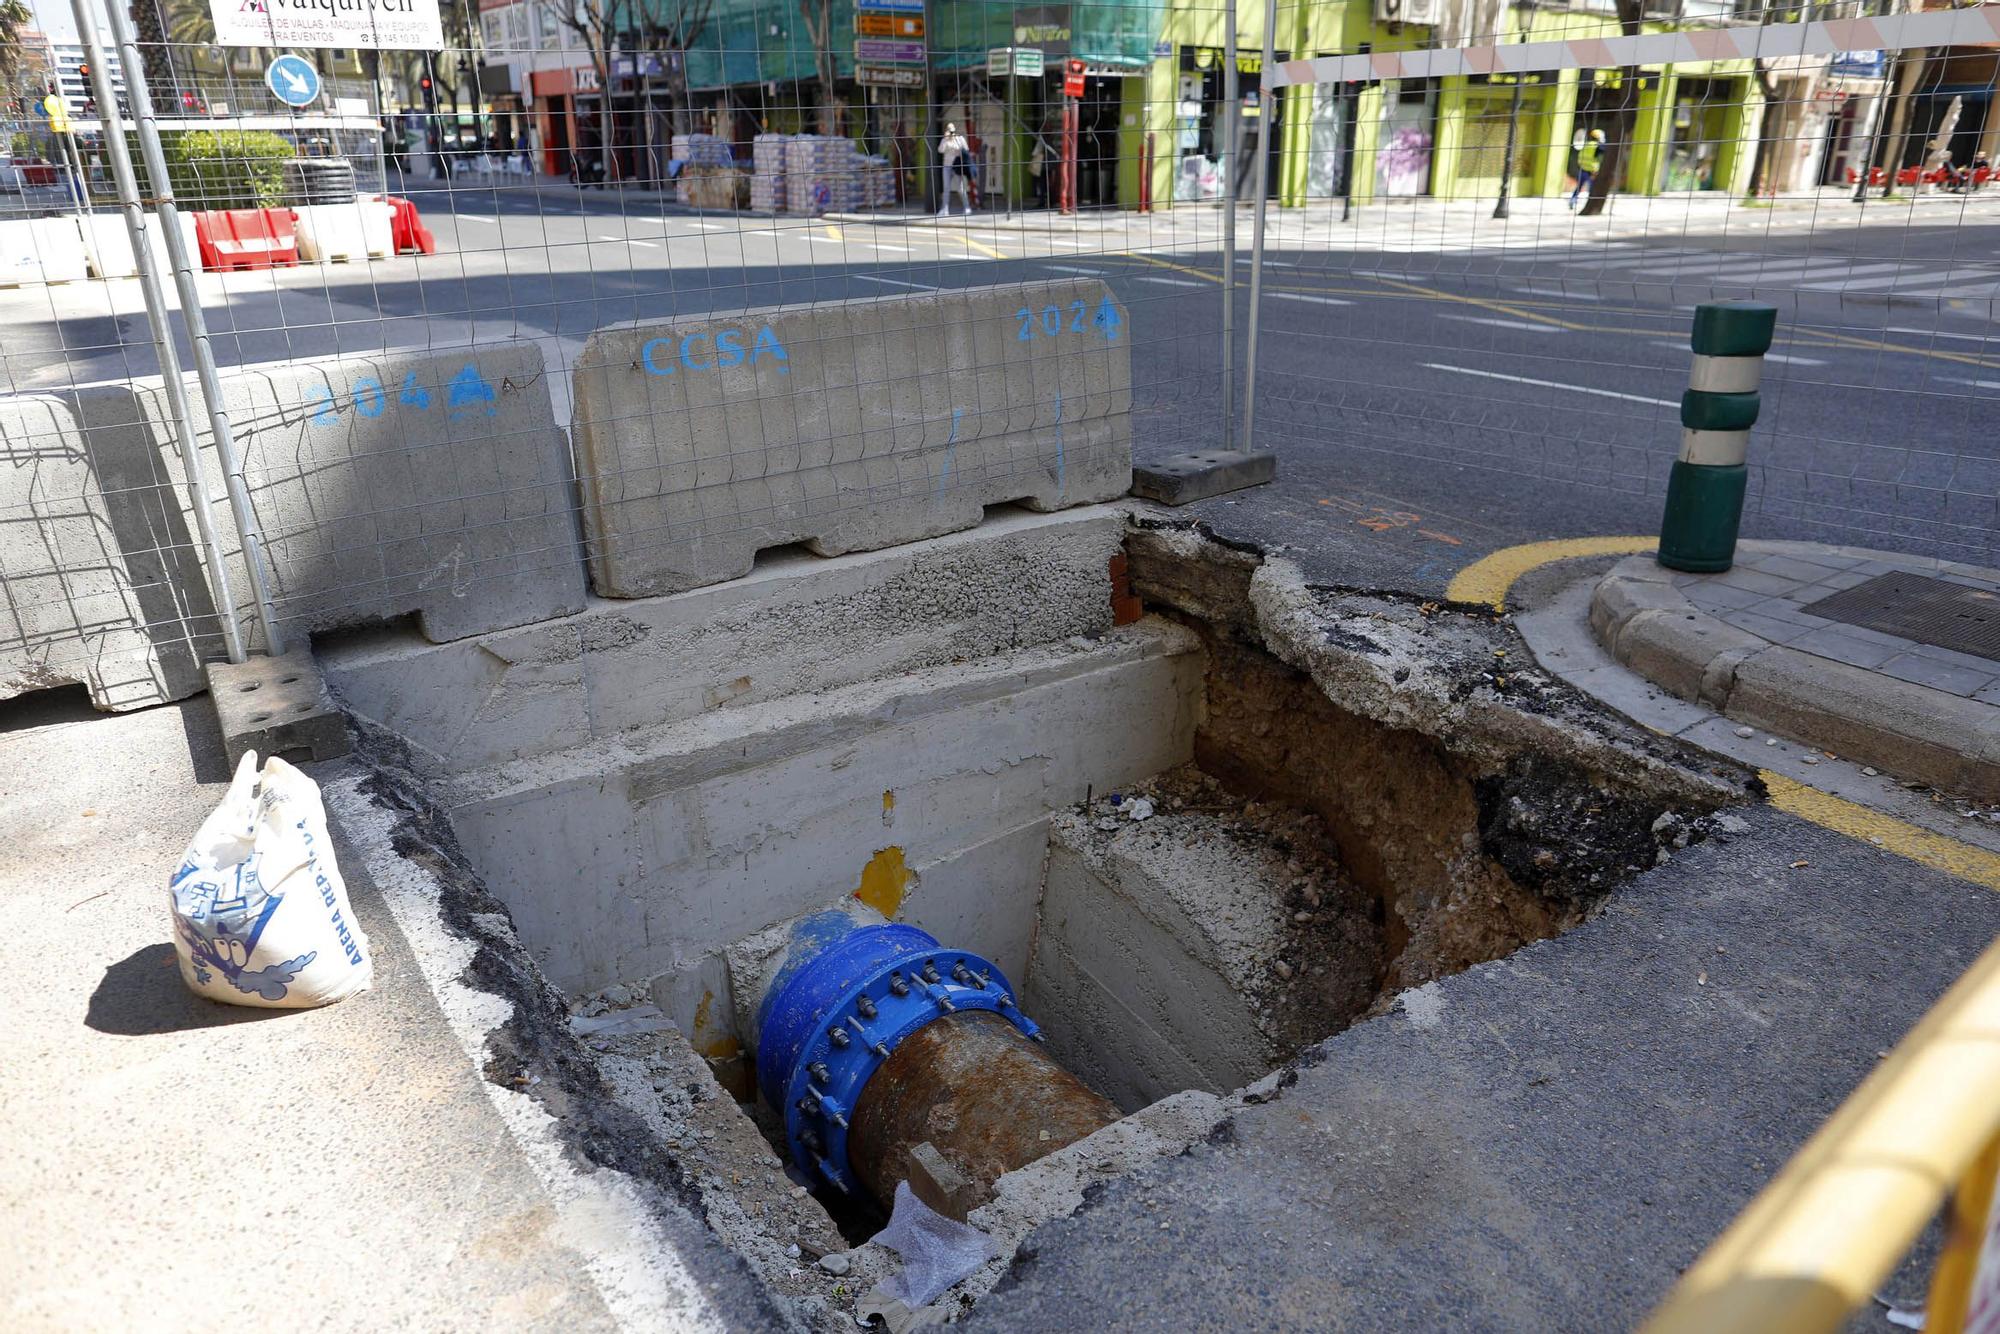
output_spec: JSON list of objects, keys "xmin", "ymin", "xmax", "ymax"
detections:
[{"xmin": 939, "ymin": 122, "xmax": 972, "ymax": 217}]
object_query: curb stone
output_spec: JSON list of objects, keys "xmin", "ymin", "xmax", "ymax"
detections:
[{"xmin": 1591, "ymin": 553, "xmax": 2000, "ymax": 802}]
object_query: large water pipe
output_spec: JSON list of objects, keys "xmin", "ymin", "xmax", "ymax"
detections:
[{"xmin": 750, "ymin": 904, "xmax": 1117, "ymax": 1212}]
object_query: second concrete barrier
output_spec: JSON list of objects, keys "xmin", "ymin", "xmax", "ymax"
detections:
[{"xmin": 571, "ymin": 278, "xmax": 1133, "ymax": 597}]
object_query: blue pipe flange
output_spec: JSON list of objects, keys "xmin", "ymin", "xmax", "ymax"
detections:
[{"xmin": 756, "ymin": 919, "xmax": 1040, "ymax": 1193}]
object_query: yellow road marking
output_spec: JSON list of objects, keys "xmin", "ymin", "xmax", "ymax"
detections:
[
  {"xmin": 824, "ymin": 224, "xmax": 843, "ymax": 241},
  {"xmin": 1761, "ymin": 772, "xmax": 2000, "ymax": 892},
  {"xmin": 1129, "ymin": 253, "xmax": 1223, "ymax": 282},
  {"xmin": 1365, "ymin": 274, "xmax": 1586, "ymax": 330},
  {"xmin": 1445, "ymin": 535, "xmax": 1656, "ymax": 610},
  {"xmin": 956, "ymin": 234, "xmax": 1011, "ymax": 261}
]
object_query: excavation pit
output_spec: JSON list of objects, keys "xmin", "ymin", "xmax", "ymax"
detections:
[{"xmin": 322, "ymin": 505, "xmax": 1738, "ymax": 1326}]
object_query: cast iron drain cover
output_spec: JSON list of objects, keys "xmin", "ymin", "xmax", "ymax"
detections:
[{"xmin": 1801, "ymin": 570, "xmax": 2000, "ymax": 661}]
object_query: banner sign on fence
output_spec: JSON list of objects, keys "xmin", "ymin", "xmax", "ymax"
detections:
[{"xmin": 210, "ymin": 0, "xmax": 444, "ymax": 51}]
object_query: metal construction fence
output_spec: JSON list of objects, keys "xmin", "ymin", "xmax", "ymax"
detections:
[{"xmin": 5, "ymin": 0, "xmax": 2000, "ymax": 714}]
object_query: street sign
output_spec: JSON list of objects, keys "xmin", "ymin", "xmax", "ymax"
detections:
[
  {"xmin": 1063, "ymin": 57, "xmax": 1086, "ymax": 98},
  {"xmin": 855, "ymin": 38, "xmax": 926, "ymax": 64},
  {"xmin": 855, "ymin": 0, "xmax": 925, "ymax": 11},
  {"xmin": 858, "ymin": 12, "xmax": 923, "ymax": 37},
  {"xmin": 265, "ymin": 54, "xmax": 322, "ymax": 108},
  {"xmin": 856, "ymin": 64, "xmax": 926, "ymax": 88},
  {"xmin": 211, "ymin": 0, "xmax": 442, "ymax": 50},
  {"xmin": 987, "ymin": 47, "xmax": 1044, "ymax": 77}
]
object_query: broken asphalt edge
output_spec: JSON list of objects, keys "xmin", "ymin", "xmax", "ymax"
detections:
[{"xmin": 1508, "ymin": 559, "xmax": 2000, "ymax": 863}]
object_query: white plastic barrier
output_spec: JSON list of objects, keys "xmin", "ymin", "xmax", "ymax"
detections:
[
  {"xmin": 0, "ymin": 217, "xmax": 90, "ymax": 287},
  {"xmin": 360, "ymin": 197, "xmax": 393, "ymax": 259},
  {"xmin": 292, "ymin": 202, "xmax": 382, "ymax": 263},
  {"xmin": 76, "ymin": 212, "xmax": 202, "ymax": 280}
]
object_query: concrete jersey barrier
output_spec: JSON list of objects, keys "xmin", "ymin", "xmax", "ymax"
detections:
[
  {"xmin": 0, "ymin": 394, "xmax": 223, "ymax": 710},
  {"xmin": 71, "ymin": 342, "xmax": 586, "ymax": 657},
  {"xmin": 570, "ymin": 278, "xmax": 1133, "ymax": 597}
]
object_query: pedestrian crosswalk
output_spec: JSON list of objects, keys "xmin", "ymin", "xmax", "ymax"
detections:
[{"xmin": 1326, "ymin": 241, "xmax": 2000, "ymax": 302}]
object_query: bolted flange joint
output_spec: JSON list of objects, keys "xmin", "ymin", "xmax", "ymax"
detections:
[{"xmin": 755, "ymin": 922, "xmax": 1040, "ymax": 1193}]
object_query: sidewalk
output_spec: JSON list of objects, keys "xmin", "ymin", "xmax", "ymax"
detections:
[{"xmin": 1567, "ymin": 541, "xmax": 2000, "ymax": 809}]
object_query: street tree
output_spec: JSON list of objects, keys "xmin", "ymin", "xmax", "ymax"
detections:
[
  {"xmin": 1576, "ymin": 0, "xmax": 1656, "ymax": 216},
  {"xmin": 798, "ymin": 0, "xmax": 838, "ymax": 135},
  {"xmin": 546, "ymin": 0, "xmax": 628, "ymax": 182}
]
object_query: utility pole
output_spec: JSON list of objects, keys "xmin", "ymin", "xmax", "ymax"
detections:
[{"xmin": 1492, "ymin": 0, "xmax": 1538, "ymax": 221}]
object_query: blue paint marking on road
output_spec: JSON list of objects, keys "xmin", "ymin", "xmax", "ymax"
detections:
[
  {"xmin": 938, "ymin": 407, "xmax": 963, "ymax": 497},
  {"xmin": 265, "ymin": 54, "xmax": 321, "ymax": 109},
  {"xmin": 641, "ymin": 325, "xmax": 789, "ymax": 376}
]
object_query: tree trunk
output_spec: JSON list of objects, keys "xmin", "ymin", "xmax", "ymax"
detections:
[
  {"xmin": 1743, "ymin": 63, "xmax": 1780, "ymax": 202},
  {"xmin": 1577, "ymin": 70, "xmax": 1638, "ymax": 217},
  {"xmin": 1879, "ymin": 47, "xmax": 1925, "ymax": 197},
  {"xmin": 127, "ymin": 0, "xmax": 176, "ymax": 109}
]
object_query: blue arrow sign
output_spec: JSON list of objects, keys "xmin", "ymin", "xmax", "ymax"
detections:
[{"xmin": 266, "ymin": 54, "xmax": 321, "ymax": 109}]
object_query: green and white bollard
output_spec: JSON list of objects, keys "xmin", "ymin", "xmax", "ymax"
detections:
[{"xmin": 1658, "ymin": 301, "xmax": 1777, "ymax": 573}]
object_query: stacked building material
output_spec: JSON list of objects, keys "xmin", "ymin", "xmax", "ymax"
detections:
[{"xmin": 751, "ymin": 134, "xmax": 789, "ymax": 213}]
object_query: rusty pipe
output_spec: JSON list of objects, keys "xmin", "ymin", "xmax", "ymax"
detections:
[{"xmin": 849, "ymin": 1010, "xmax": 1118, "ymax": 1217}]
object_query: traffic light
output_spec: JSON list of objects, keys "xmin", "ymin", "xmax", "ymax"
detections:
[
  {"xmin": 419, "ymin": 76, "xmax": 432, "ymax": 92},
  {"xmin": 77, "ymin": 63, "xmax": 89, "ymax": 77}
]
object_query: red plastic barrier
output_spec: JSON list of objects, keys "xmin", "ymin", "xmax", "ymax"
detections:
[
  {"xmin": 192, "ymin": 208, "xmax": 299, "ymax": 271},
  {"xmin": 1897, "ymin": 166, "xmax": 1921, "ymax": 186},
  {"xmin": 386, "ymin": 196, "xmax": 436, "ymax": 256},
  {"xmin": 18, "ymin": 160, "xmax": 57, "ymax": 186}
]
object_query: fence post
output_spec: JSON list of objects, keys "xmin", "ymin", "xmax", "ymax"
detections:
[
  {"xmin": 98, "ymin": 0, "xmax": 287, "ymax": 655},
  {"xmin": 1220, "ymin": 2, "xmax": 1238, "ymax": 452},
  {"xmin": 1243, "ymin": 0, "xmax": 1279, "ymax": 455},
  {"xmin": 68, "ymin": 0, "xmax": 246, "ymax": 664},
  {"xmin": 1658, "ymin": 301, "xmax": 1775, "ymax": 574}
]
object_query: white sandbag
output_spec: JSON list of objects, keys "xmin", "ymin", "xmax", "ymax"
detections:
[{"xmin": 169, "ymin": 750, "xmax": 373, "ymax": 1008}]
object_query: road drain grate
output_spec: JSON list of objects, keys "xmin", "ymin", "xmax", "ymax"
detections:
[{"xmin": 1801, "ymin": 571, "xmax": 2000, "ymax": 661}]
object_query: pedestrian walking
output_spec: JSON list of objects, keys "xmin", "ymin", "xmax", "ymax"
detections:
[
  {"xmin": 1570, "ymin": 128, "xmax": 1604, "ymax": 210},
  {"xmin": 938, "ymin": 122, "xmax": 972, "ymax": 217}
]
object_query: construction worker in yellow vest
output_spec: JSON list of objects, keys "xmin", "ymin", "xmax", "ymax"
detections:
[{"xmin": 1570, "ymin": 128, "xmax": 1605, "ymax": 209}]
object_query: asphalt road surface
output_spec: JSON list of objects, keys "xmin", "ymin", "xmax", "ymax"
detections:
[{"xmin": 8, "ymin": 182, "xmax": 1999, "ymax": 597}]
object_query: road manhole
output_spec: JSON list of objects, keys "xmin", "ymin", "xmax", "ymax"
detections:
[{"xmin": 1802, "ymin": 570, "xmax": 2000, "ymax": 661}]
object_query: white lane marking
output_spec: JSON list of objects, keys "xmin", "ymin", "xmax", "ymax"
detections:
[
  {"xmin": 1943, "ymin": 376, "xmax": 2000, "ymax": 390},
  {"xmin": 1505, "ymin": 285, "xmax": 1608, "ymax": 301},
  {"xmin": 1439, "ymin": 313, "xmax": 1563, "ymax": 334},
  {"xmin": 1885, "ymin": 325, "xmax": 2000, "ymax": 342},
  {"xmin": 1045, "ymin": 264, "xmax": 1107, "ymax": 275},
  {"xmin": 1267, "ymin": 291, "xmax": 1353, "ymax": 306},
  {"xmin": 870, "ymin": 242, "xmax": 911, "ymax": 252},
  {"xmin": 1800, "ymin": 268, "xmax": 1975, "ymax": 292},
  {"xmin": 853, "ymin": 274, "xmax": 940, "ymax": 290},
  {"xmin": 455, "ymin": 214, "xmax": 498, "ymax": 223},
  {"xmin": 1648, "ymin": 340, "xmax": 1825, "ymax": 366},
  {"xmin": 1703, "ymin": 261, "xmax": 1908, "ymax": 285},
  {"xmin": 1423, "ymin": 362, "xmax": 1677, "ymax": 407},
  {"xmin": 1139, "ymin": 276, "xmax": 1204, "ymax": 288}
]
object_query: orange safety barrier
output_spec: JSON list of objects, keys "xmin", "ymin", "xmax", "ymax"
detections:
[
  {"xmin": 385, "ymin": 197, "xmax": 437, "ymax": 256},
  {"xmin": 192, "ymin": 208, "xmax": 299, "ymax": 272}
]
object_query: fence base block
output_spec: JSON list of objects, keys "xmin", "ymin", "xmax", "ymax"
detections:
[
  {"xmin": 1131, "ymin": 449, "xmax": 1277, "ymax": 506},
  {"xmin": 206, "ymin": 649, "xmax": 351, "ymax": 771}
]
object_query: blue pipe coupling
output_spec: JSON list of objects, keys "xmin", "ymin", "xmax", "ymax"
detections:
[{"xmin": 754, "ymin": 914, "xmax": 1039, "ymax": 1192}]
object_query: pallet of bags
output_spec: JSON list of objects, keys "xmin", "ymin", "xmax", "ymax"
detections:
[{"xmin": 751, "ymin": 133, "xmax": 790, "ymax": 213}]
